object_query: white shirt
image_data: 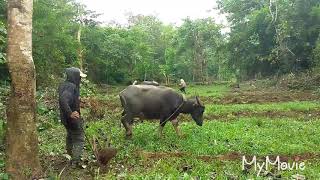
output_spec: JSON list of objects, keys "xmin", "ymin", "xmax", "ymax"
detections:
[{"xmin": 180, "ymin": 79, "xmax": 186, "ymax": 87}]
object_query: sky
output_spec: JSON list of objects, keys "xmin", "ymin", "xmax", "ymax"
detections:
[{"xmin": 81, "ymin": 0, "xmax": 229, "ymax": 28}]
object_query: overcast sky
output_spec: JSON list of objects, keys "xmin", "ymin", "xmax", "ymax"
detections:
[{"xmin": 81, "ymin": 0, "xmax": 228, "ymax": 27}]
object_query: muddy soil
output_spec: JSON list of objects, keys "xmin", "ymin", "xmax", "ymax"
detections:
[
  {"xmin": 40, "ymin": 155, "xmax": 94, "ymax": 179},
  {"xmin": 204, "ymin": 90, "xmax": 320, "ymax": 105}
]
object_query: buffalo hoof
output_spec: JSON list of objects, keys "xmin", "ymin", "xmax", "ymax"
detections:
[{"xmin": 125, "ymin": 134, "xmax": 132, "ymax": 140}]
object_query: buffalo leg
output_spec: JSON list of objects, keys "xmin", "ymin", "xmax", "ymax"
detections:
[
  {"xmin": 121, "ymin": 114, "xmax": 133, "ymax": 138},
  {"xmin": 158, "ymin": 126, "xmax": 165, "ymax": 138},
  {"xmin": 171, "ymin": 119, "xmax": 181, "ymax": 137},
  {"xmin": 158, "ymin": 117, "xmax": 168, "ymax": 138}
]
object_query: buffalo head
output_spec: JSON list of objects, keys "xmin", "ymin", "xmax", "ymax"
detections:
[{"xmin": 191, "ymin": 96, "xmax": 205, "ymax": 126}]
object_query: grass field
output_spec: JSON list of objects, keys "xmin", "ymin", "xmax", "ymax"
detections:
[{"xmin": 1, "ymin": 83, "xmax": 320, "ymax": 179}]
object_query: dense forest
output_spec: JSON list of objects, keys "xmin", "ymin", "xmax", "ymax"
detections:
[{"xmin": 0, "ymin": 0, "xmax": 319, "ymax": 85}]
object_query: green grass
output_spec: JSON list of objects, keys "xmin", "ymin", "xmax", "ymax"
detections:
[
  {"xmin": 39, "ymin": 118, "xmax": 320, "ymax": 179},
  {"xmin": 38, "ymin": 123, "xmax": 66, "ymax": 155},
  {"xmin": 206, "ymin": 101, "xmax": 320, "ymax": 115},
  {"xmin": 186, "ymin": 84, "xmax": 230, "ymax": 98},
  {"xmin": 36, "ymin": 84, "xmax": 320, "ymax": 179},
  {"xmin": 101, "ymin": 159, "xmax": 320, "ymax": 179},
  {"xmin": 84, "ymin": 117, "xmax": 320, "ymax": 179},
  {"xmin": 88, "ymin": 118, "xmax": 320, "ymax": 156},
  {"xmin": 2, "ymin": 83, "xmax": 320, "ymax": 179}
]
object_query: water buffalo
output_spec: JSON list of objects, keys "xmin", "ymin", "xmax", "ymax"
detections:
[{"xmin": 119, "ymin": 85, "xmax": 205, "ymax": 138}]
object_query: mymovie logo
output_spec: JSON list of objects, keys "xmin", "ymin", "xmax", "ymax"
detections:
[{"xmin": 242, "ymin": 156, "xmax": 305, "ymax": 177}]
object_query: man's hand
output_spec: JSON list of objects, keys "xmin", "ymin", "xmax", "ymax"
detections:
[{"xmin": 70, "ymin": 111, "xmax": 80, "ymax": 119}]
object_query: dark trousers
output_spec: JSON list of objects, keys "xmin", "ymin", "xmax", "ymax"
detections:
[
  {"xmin": 64, "ymin": 118, "xmax": 84, "ymax": 162},
  {"xmin": 180, "ymin": 87, "xmax": 186, "ymax": 94}
]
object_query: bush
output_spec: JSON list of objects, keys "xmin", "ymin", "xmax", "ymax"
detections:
[{"xmin": 277, "ymin": 70, "xmax": 320, "ymax": 90}]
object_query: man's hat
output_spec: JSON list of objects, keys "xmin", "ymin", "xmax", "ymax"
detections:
[{"xmin": 79, "ymin": 69, "xmax": 87, "ymax": 78}]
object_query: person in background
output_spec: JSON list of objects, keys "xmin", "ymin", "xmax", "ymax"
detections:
[
  {"xmin": 179, "ymin": 78, "xmax": 187, "ymax": 94},
  {"xmin": 58, "ymin": 67, "xmax": 87, "ymax": 167}
]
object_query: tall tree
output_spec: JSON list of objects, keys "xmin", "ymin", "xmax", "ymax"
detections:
[
  {"xmin": 0, "ymin": 0, "xmax": 7, "ymax": 80},
  {"xmin": 217, "ymin": 0, "xmax": 320, "ymax": 79},
  {"xmin": 175, "ymin": 18, "xmax": 224, "ymax": 82},
  {"xmin": 6, "ymin": 0, "xmax": 42, "ymax": 178},
  {"xmin": 32, "ymin": 0, "xmax": 79, "ymax": 85}
]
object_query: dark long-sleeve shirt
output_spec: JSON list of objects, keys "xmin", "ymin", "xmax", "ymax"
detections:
[{"xmin": 58, "ymin": 68, "xmax": 81, "ymax": 126}]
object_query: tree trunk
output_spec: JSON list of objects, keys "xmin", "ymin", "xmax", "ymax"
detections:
[
  {"xmin": 193, "ymin": 30, "xmax": 202, "ymax": 82},
  {"xmin": 163, "ymin": 72, "xmax": 169, "ymax": 85},
  {"xmin": 77, "ymin": 5, "xmax": 84, "ymax": 70},
  {"xmin": 6, "ymin": 0, "xmax": 42, "ymax": 178},
  {"xmin": 77, "ymin": 25, "xmax": 83, "ymax": 70}
]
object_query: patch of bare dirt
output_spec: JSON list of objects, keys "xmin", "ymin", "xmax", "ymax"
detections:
[
  {"xmin": 40, "ymin": 154, "xmax": 111, "ymax": 179},
  {"xmin": 209, "ymin": 90, "xmax": 320, "ymax": 105},
  {"xmin": 81, "ymin": 97, "xmax": 122, "ymax": 120},
  {"xmin": 40, "ymin": 153, "xmax": 141, "ymax": 179}
]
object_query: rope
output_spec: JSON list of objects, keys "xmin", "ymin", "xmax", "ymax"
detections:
[
  {"xmin": 81, "ymin": 124, "xmax": 99, "ymax": 160},
  {"xmin": 159, "ymin": 97, "xmax": 186, "ymax": 127}
]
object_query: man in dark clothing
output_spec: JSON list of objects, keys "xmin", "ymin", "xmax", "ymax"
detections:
[{"xmin": 58, "ymin": 67, "xmax": 87, "ymax": 165}]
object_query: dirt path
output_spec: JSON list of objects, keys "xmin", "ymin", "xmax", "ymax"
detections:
[{"xmin": 203, "ymin": 90, "xmax": 320, "ymax": 105}]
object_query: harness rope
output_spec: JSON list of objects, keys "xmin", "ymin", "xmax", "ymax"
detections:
[{"xmin": 159, "ymin": 95, "xmax": 186, "ymax": 127}]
